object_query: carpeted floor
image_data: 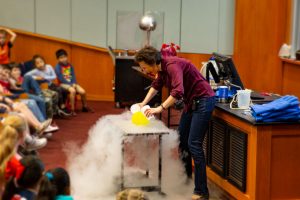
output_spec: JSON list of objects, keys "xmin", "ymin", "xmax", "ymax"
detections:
[{"xmin": 39, "ymin": 101, "xmax": 123, "ymax": 169}]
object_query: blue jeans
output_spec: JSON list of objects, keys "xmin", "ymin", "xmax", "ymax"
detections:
[
  {"xmin": 28, "ymin": 94, "xmax": 47, "ymax": 120},
  {"xmin": 21, "ymin": 99, "xmax": 46, "ymax": 122},
  {"xmin": 22, "ymin": 75, "xmax": 42, "ymax": 95},
  {"xmin": 178, "ymin": 96, "xmax": 215, "ymax": 195}
]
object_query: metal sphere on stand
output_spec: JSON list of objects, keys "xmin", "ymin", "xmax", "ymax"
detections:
[{"xmin": 139, "ymin": 14, "xmax": 157, "ymax": 46}]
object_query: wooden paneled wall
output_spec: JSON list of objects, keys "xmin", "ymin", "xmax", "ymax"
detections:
[
  {"xmin": 282, "ymin": 59, "xmax": 300, "ymax": 98},
  {"xmin": 233, "ymin": 0, "xmax": 290, "ymax": 94},
  {"xmin": 10, "ymin": 30, "xmax": 114, "ymax": 101}
]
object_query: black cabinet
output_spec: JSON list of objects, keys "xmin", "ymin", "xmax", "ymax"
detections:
[
  {"xmin": 206, "ymin": 117, "xmax": 248, "ymax": 192},
  {"xmin": 114, "ymin": 57, "xmax": 161, "ymax": 107}
]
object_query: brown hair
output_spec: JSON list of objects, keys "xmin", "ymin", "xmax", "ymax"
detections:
[
  {"xmin": 0, "ymin": 114, "xmax": 27, "ymax": 176},
  {"xmin": 32, "ymin": 54, "xmax": 46, "ymax": 67},
  {"xmin": 135, "ymin": 46, "xmax": 161, "ymax": 66},
  {"xmin": 0, "ymin": 30, "xmax": 7, "ymax": 36},
  {"xmin": 9, "ymin": 62, "xmax": 20, "ymax": 69}
]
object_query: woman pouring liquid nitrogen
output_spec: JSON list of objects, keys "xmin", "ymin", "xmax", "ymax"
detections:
[{"xmin": 135, "ymin": 46, "xmax": 215, "ymax": 200}]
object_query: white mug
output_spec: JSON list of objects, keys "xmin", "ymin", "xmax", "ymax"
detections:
[{"xmin": 237, "ymin": 90, "xmax": 251, "ymax": 109}]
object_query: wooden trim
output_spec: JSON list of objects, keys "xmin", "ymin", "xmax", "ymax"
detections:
[
  {"xmin": 86, "ymin": 94, "xmax": 114, "ymax": 101},
  {"xmin": 282, "ymin": 58, "xmax": 300, "ymax": 66},
  {"xmin": 207, "ymin": 168, "xmax": 250, "ymax": 200},
  {"xmin": 10, "ymin": 27, "xmax": 108, "ymax": 53}
]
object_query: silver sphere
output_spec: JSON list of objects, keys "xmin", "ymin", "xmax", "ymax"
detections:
[{"xmin": 139, "ymin": 15, "xmax": 157, "ymax": 31}]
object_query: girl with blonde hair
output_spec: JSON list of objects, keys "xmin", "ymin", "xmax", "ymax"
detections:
[{"xmin": 0, "ymin": 114, "xmax": 28, "ymax": 188}]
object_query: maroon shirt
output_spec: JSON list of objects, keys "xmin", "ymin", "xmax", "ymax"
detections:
[{"xmin": 152, "ymin": 56, "xmax": 215, "ymax": 111}]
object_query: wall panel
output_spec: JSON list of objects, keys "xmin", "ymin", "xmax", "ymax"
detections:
[
  {"xmin": 71, "ymin": 46, "xmax": 114, "ymax": 101},
  {"xmin": 0, "ymin": 0, "xmax": 35, "ymax": 32},
  {"xmin": 233, "ymin": 0, "xmax": 288, "ymax": 93},
  {"xmin": 181, "ymin": 0, "xmax": 219, "ymax": 53},
  {"xmin": 218, "ymin": 0, "xmax": 235, "ymax": 54},
  {"xmin": 71, "ymin": 0, "xmax": 107, "ymax": 47},
  {"xmin": 36, "ymin": 0, "xmax": 71, "ymax": 40},
  {"xmin": 107, "ymin": 0, "xmax": 143, "ymax": 48},
  {"xmin": 144, "ymin": 0, "xmax": 181, "ymax": 45}
]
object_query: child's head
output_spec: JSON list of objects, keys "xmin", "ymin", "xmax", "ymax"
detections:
[
  {"xmin": 17, "ymin": 155, "xmax": 44, "ymax": 189},
  {"xmin": 0, "ymin": 64, "xmax": 11, "ymax": 81},
  {"xmin": 2, "ymin": 155, "xmax": 45, "ymax": 200},
  {"xmin": 32, "ymin": 55, "xmax": 46, "ymax": 71},
  {"xmin": 116, "ymin": 189, "xmax": 149, "ymax": 200},
  {"xmin": 9, "ymin": 62, "xmax": 21, "ymax": 80},
  {"xmin": 0, "ymin": 114, "xmax": 28, "ymax": 175},
  {"xmin": 56, "ymin": 49, "xmax": 68, "ymax": 65},
  {"xmin": 38, "ymin": 167, "xmax": 71, "ymax": 198},
  {"xmin": 0, "ymin": 30, "xmax": 7, "ymax": 45},
  {"xmin": 0, "ymin": 64, "xmax": 4, "ymax": 78}
]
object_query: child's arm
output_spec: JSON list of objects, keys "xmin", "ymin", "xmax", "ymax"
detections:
[
  {"xmin": 1, "ymin": 27, "xmax": 17, "ymax": 44},
  {"xmin": 43, "ymin": 65, "xmax": 57, "ymax": 81},
  {"xmin": 9, "ymin": 78, "xmax": 22, "ymax": 90},
  {"xmin": 24, "ymin": 69, "xmax": 39, "ymax": 80},
  {"xmin": 70, "ymin": 65, "xmax": 77, "ymax": 84}
]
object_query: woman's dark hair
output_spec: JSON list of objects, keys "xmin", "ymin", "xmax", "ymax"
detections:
[
  {"xmin": 32, "ymin": 54, "xmax": 45, "ymax": 66},
  {"xmin": 2, "ymin": 155, "xmax": 44, "ymax": 200},
  {"xmin": 38, "ymin": 167, "xmax": 71, "ymax": 199},
  {"xmin": 135, "ymin": 46, "xmax": 161, "ymax": 66}
]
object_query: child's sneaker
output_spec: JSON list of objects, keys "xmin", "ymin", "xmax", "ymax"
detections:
[
  {"xmin": 44, "ymin": 125, "xmax": 59, "ymax": 133},
  {"xmin": 82, "ymin": 106, "xmax": 94, "ymax": 113},
  {"xmin": 25, "ymin": 136, "xmax": 47, "ymax": 151},
  {"xmin": 58, "ymin": 108, "xmax": 71, "ymax": 117},
  {"xmin": 40, "ymin": 132, "xmax": 53, "ymax": 139},
  {"xmin": 71, "ymin": 111, "xmax": 77, "ymax": 116}
]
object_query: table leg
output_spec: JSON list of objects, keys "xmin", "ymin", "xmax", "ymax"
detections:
[
  {"xmin": 158, "ymin": 135, "xmax": 162, "ymax": 193},
  {"xmin": 167, "ymin": 107, "xmax": 171, "ymax": 127},
  {"xmin": 121, "ymin": 138, "xmax": 125, "ymax": 190}
]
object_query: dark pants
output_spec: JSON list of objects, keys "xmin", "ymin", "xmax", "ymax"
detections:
[{"xmin": 178, "ymin": 96, "xmax": 215, "ymax": 195}]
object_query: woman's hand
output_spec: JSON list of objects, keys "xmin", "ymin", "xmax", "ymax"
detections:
[
  {"xmin": 137, "ymin": 102, "xmax": 145, "ymax": 109},
  {"xmin": 144, "ymin": 106, "xmax": 163, "ymax": 117}
]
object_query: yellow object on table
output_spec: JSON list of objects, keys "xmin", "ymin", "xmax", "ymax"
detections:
[{"xmin": 131, "ymin": 111, "xmax": 149, "ymax": 126}]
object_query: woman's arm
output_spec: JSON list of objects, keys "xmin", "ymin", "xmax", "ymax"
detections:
[
  {"xmin": 139, "ymin": 87, "xmax": 158, "ymax": 107},
  {"xmin": 144, "ymin": 95, "xmax": 177, "ymax": 117},
  {"xmin": 161, "ymin": 95, "xmax": 177, "ymax": 109}
]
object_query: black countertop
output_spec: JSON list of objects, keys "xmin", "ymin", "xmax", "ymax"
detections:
[{"xmin": 215, "ymin": 103, "xmax": 300, "ymax": 126}]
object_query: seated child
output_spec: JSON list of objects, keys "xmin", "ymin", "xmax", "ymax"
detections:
[
  {"xmin": 2, "ymin": 155, "xmax": 44, "ymax": 200},
  {"xmin": 26, "ymin": 55, "xmax": 70, "ymax": 117},
  {"xmin": 55, "ymin": 49, "xmax": 93, "ymax": 116},
  {"xmin": 38, "ymin": 167, "xmax": 74, "ymax": 200},
  {"xmin": 0, "ymin": 27, "xmax": 17, "ymax": 65}
]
